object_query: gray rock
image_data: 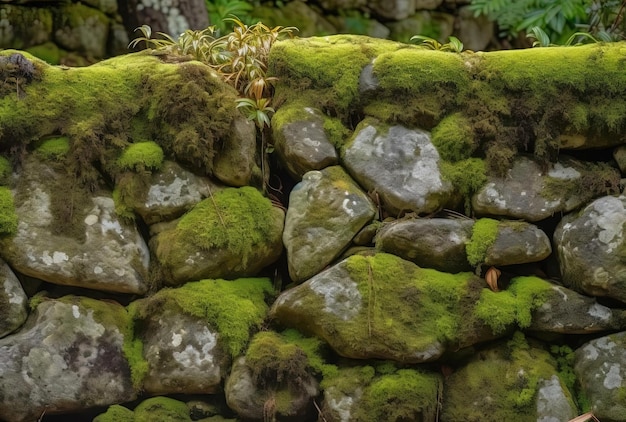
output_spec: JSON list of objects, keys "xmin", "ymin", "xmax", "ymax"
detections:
[
  {"xmin": 442, "ymin": 334, "xmax": 577, "ymax": 421},
  {"xmin": 127, "ymin": 160, "xmax": 223, "ymax": 225},
  {"xmin": 225, "ymin": 356, "xmax": 318, "ymax": 420},
  {"xmin": 456, "ymin": 6, "xmax": 494, "ymax": 51},
  {"xmin": 387, "ymin": 11, "xmax": 455, "ymax": 43},
  {"xmin": 554, "ymin": 195, "xmax": 626, "ymax": 303},
  {"xmin": 53, "ymin": 4, "xmax": 110, "ymax": 59},
  {"xmin": 0, "ymin": 6, "xmax": 52, "ymax": 49},
  {"xmin": 370, "ymin": 0, "xmax": 417, "ymax": 20},
  {"xmin": 0, "ymin": 297, "xmax": 136, "ymax": 422},
  {"xmin": 614, "ymin": 145, "xmax": 626, "ymax": 174},
  {"xmin": 416, "ymin": 0, "xmax": 444, "ymax": 9},
  {"xmin": 0, "ymin": 158, "xmax": 150, "ymax": 294},
  {"xmin": 213, "ymin": 116, "xmax": 258, "ymax": 187},
  {"xmin": 273, "ymin": 106, "xmax": 339, "ymax": 180},
  {"xmin": 0, "ymin": 259, "xmax": 28, "ymax": 338},
  {"xmin": 284, "ymin": 166, "xmax": 376, "ymax": 283},
  {"xmin": 359, "ymin": 62, "xmax": 379, "ymax": 94},
  {"xmin": 473, "ymin": 155, "xmax": 619, "ymax": 222},
  {"xmin": 575, "ymin": 332, "xmax": 626, "ymax": 420},
  {"xmin": 376, "ymin": 217, "xmax": 473, "ymax": 273},
  {"xmin": 485, "ymin": 221, "xmax": 552, "ymax": 266},
  {"xmin": 343, "ymin": 119, "xmax": 455, "ymax": 216},
  {"xmin": 326, "ymin": 15, "xmax": 391, "ymax": 39},
  {"xmin": 530, "ymin": 284, "xmax": 626, "ymax": 334},
  {"xmin": 316, "ymin": 0, "xmax": 367, "ymax": 9}
]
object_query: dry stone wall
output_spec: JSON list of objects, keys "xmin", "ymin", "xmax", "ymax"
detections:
[{"xmin": 0, "ymin": 37, "xmax": 626, "ymax": 421}]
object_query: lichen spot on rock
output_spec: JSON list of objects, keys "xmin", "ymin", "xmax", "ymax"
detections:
[{"xmin": 309, "ymin": 275, "xmax": 362, "ymax": 321}]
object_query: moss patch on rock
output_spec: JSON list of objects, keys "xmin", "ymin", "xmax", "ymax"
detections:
[
  {"xmin": 134, "ymin": 396, "xmax": 191, "ymax": 422},
  {"xmin": 131, "ymin": 278, "xmax": 273, "ymax": 358},
  {"xmin": 116, "ymin": 141, "xmax": 164, "ymax": 172},
  {"xmin": 35, "ymin": 136, "xmax": 70, "ymax": 161},
  {"xmin": 0, "ymin": 187, "xmax": 18, "ymax": 235},
  {"xmin": 466, "ymin": 218, "xmax": 499, "ymax": 266},
  {"xmin": 93, "ymin": 404, "xmax": 134, "ymax": 422}
]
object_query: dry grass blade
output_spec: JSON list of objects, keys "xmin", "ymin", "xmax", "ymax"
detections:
[{"xmin": 568, "ymin": 412, "xmax": 600, "ymax": 422}]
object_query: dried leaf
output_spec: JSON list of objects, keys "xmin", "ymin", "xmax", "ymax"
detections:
[
  {"xmin": 568, "ymin": 412, "xmax": 600, "ymax": 422},
  {"xmin": 485, "ymin": 266, "xmax": 501, "ymax": 292}
]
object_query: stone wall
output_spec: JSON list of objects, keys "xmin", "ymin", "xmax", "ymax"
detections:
[{"xmin": 1, "ymin": 38, "xmax": 626, "ymax": 421}]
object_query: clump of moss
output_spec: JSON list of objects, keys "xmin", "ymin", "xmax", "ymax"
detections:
[
  {"xmin": 440, "ymin": 158, "xmax": 487, "ymax": 215},
  {"xmin": 466, "ymin": 218, "xmax": 500, "ymax": 267},
  {"xmin": 134, "ymin": 397, "xmax": 191, "ymax": 422},
  {"xmin": 432, "ymin": 113, "xmax": 477, "ymax": 162},
  {"xmin": 93, "ymin": 404, "xmax": 134, "ymax": 422},
  {"xmin": 356, "ymin": 368, "xmax": 441, "ymax": 421},
  {"xmin": 117, "ymin": 141, "xmax": 164, "ymax": 172},
  {"xmin": 174, "ymin": 186, "xmax": 276, "ymax": 266},
  {"xmin": 474, "ymin": 276, "xmax": 554, "ymax": 334},
  {"xmin": 542, "ymin": 161, "xmax": 620, "ymax": 204},
  {"xmin": 35, "ymin": 136, "xmax": 70, "ymax": 161},
  {"xmin": 0, "ymin": 186, "xmax": 18, "ymax": 235},
  {"xmin": 0, "ymin": 156, "xmax": 11, "ymax": 185},
  {"xmin": 132, "ymin": 278, "xmax": 273, "ymax": 358}
]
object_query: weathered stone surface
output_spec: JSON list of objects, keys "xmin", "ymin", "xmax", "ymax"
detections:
[
  {"xmin": 271, "ymin": 253, "xmax": 503, "ymax": 363},
  {"xmin": 284, "ymin": 166, "xmax": 375, "ymax": 283},
  {"xmin": 326, "ymin": 15, "xmax": 391, "ymax": 39},
  {"xmin": 253, "ymin": 0, "xmax": 336, "ymax": 37},
  {"xmin": 0, "ymin": 6, "xmax": 52, "ymax": 49},
  {"xmin": 213, "ymin": 116, "xmax": 258, "ymax": 187},
  {"xmin": 151, "ymin": 187, "xmax": 284, "ymax": 285},
  {"xmin": 554, "ymin": 195, "xmax": 626, "ymax": 303},
  {"xmin": 128, "ymin": 160, "xmax": 223, "ymax": 225},
  {"xmin": 0, "ymin": 158, "xmax": 150, "ymax": 294},
  {"xmin": 442, "ymin": 334, "xmax": 577, "ymax": 421},
  {"xmin": 225, "ymin": 355, "xmax": 318, "ymax": 420},
  {"xmin": 343, "ymin": 119, "xmax": 455, "ymax": 216},
  {"xmin": 138, "ymin": 309, "xmax": 228, "ymax": 395},
  {"xmin": 370, "ymin": 0, "xmax": 417, "ymax": 20},
  {"xmin": 0, "ymin": 296, "xmax": 136, "ymax": 422},
  {"xmin": 575, "ymin": 332, "xmax": 626, "ymax": 420},
  {"xmin": 273, "ymin": 106, "xmax": 339, "ymax": 180},
  {"xmin": 456, "ymin": 5, "xmax": 494, "ymax": 51},
  {"xmin": 473, "ymin": 155, "xmax": 619, "ymax": 222},
  {"xmin": 529, "ymin": 284, "xmax": 626, "ymax": 334},
  {"xmin": 485, "ymin": 221, "xmax": 551, "ymax": 266},
  {"xmin": 387, "ymin": 11, "xmax": 454, "ymax": 42},
  {"xmin": 376, "ymin": 217, "xmax": 473, "ymax": 273},
  {"xmin": 0, "ymin": 259, "xmax": 28, "ymax": 338}
]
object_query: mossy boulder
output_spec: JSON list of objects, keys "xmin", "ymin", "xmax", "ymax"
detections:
[
  {"xmin": 473, "ymin": 156, "xmax": 619, "ymax": 222},
  {"xmin": 554, "ymin": 195, "xmax": 626, "ymax": 303},
  {"xmin": 283, "ymin": 166, "xmax": 376, "ymax": 283},
  {"xmin": 271, "ymin": 252, "xmax": 517, "ymax": 363},
  {"xmin": 151, "ymin": 186, "xmax": 284, "ymax": 285},
  {"xmin": 0, "ymin": 259, "xmax": 28, "ymax": 338},
  {"xmin": 129, "ymin": 278, "xmax": 272, "ymax": 394},
  {"xmin": 0, "ymin": 157, "xmax": 150, "ymax": 294},
  {"xmin": 441, "ymin": 333, "xmax": 577, "ymax": 421},
  {"xmin": 0, "ymin": 296, "xmax": 136, "ymax": 422},
  {"xmin": 212, "ymin": 116, "xmax": 258, "ymax": 187},
  {"xmin": 575, "ymin": 332, "xmax": 626, "ymax": 420},
  {"xmin": 342, "ymin": 119, "xmax": 456, "ymax": 216}
]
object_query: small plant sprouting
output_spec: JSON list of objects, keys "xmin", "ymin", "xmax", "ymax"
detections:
[
  {"xmin": 526, "ymin": 26, "xmax": 602, "ymax": 47},
  {"xmin": 410, "ymin": 35, "xmax": 466, "ymax": 52}
]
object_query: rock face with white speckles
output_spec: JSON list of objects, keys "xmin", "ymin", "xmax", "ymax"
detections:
[
  {"xmin": 0, "ymin": 259, "xmax": 28, "ymax": 338},
  {"xmin": 0, "ymin": 157, "xmax": 150, "ymax": 294},
  {"xmin": 0, "ymin": 296, "xmax": 136, "ymax": 422},
  {"xmin": 343, "ymin": 119, "xmax": 456, "ymax": 216},
  {"xmin": 283, "ymin": 166, "xmax": 376, "ymax": 283},
  {"xmin": 575, "ymin": 332, "xmax": 626, "ymax": 421},
  {"xmin": 472, "ymin": 155, "xmax": 619, "ymax": 222},
  {"xmin": 554, "ymin": 195, "xmax": 626, "ymax": 303}
]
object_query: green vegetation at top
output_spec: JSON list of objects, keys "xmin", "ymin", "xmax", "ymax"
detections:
[{"xmin": 116, "ymin": 141, "xmax": 164, "ymax": 172}]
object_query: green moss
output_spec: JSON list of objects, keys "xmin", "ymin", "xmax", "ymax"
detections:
[
  {"xmin": 542, "ymin": 161, "xmax": 620, "ymax": 203},
  {"xmin": 270, "ymin": 35, "xmax": 405, "ymax": 117},
  {"xmin": 133, "ymin": 278, "xmax": 272, "ymax": 358},
  {"xmin": 112, "ymin": 187, "xmax": 136, "ymax": 221},
  {"xmin": 35, "ymin": 136, "xmax": 70, "ymax": 161},
  {"xmin": 355, "ymin": 368, "xmax": 441, "ymax": 421},
  {"xmin": 440, "ymin": 158, "xmax": 487, "ymax": 215},
  {"xmin": 550, "ymin": 345, "xmax": 576, "ymax": 393},
  {"xmin": 0, "ymin": 156, "xmax": 11, "ymax": 185},
  {"xmin": 134, "ymin": 397, "xmax": 191, "ymax": 422},
  {"xmin": 466, "ymin": 218, "xmax": 500, "ymax": 267},
  {"xmin": 117, "ymin": 141, "xmax": 164, "ymax": 172},
  {"xmin": 93, "ymin": 404, "xmax": 134, "ymax": 422},
  {"xmin": 320, "ymin": 365, "xmax": 375, "ymax": 393},
  {"xmin": 25, "ymin": 42, "xmax": 62, "ymax": 65},
  {"xmin": 474, "ymin": 276, "xmax": 554, "ymax": 334},
  {"xmin": 431, "ymin": 113, "xmax": 477, "ymax": 162},
  {"xmin": 342, "ymin": 253, "xmax": 474, "ymax": 353},
  {"xmin": 0, "ymin": 187, "xmax": 18, "ymax": 236},
  {"xmin": 166, "ymin": 186, "xmax": 276, "ymax": 267},
  {"xmin": 443, "ymin": 332, "xmax": 566, "ymax": 421}
]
